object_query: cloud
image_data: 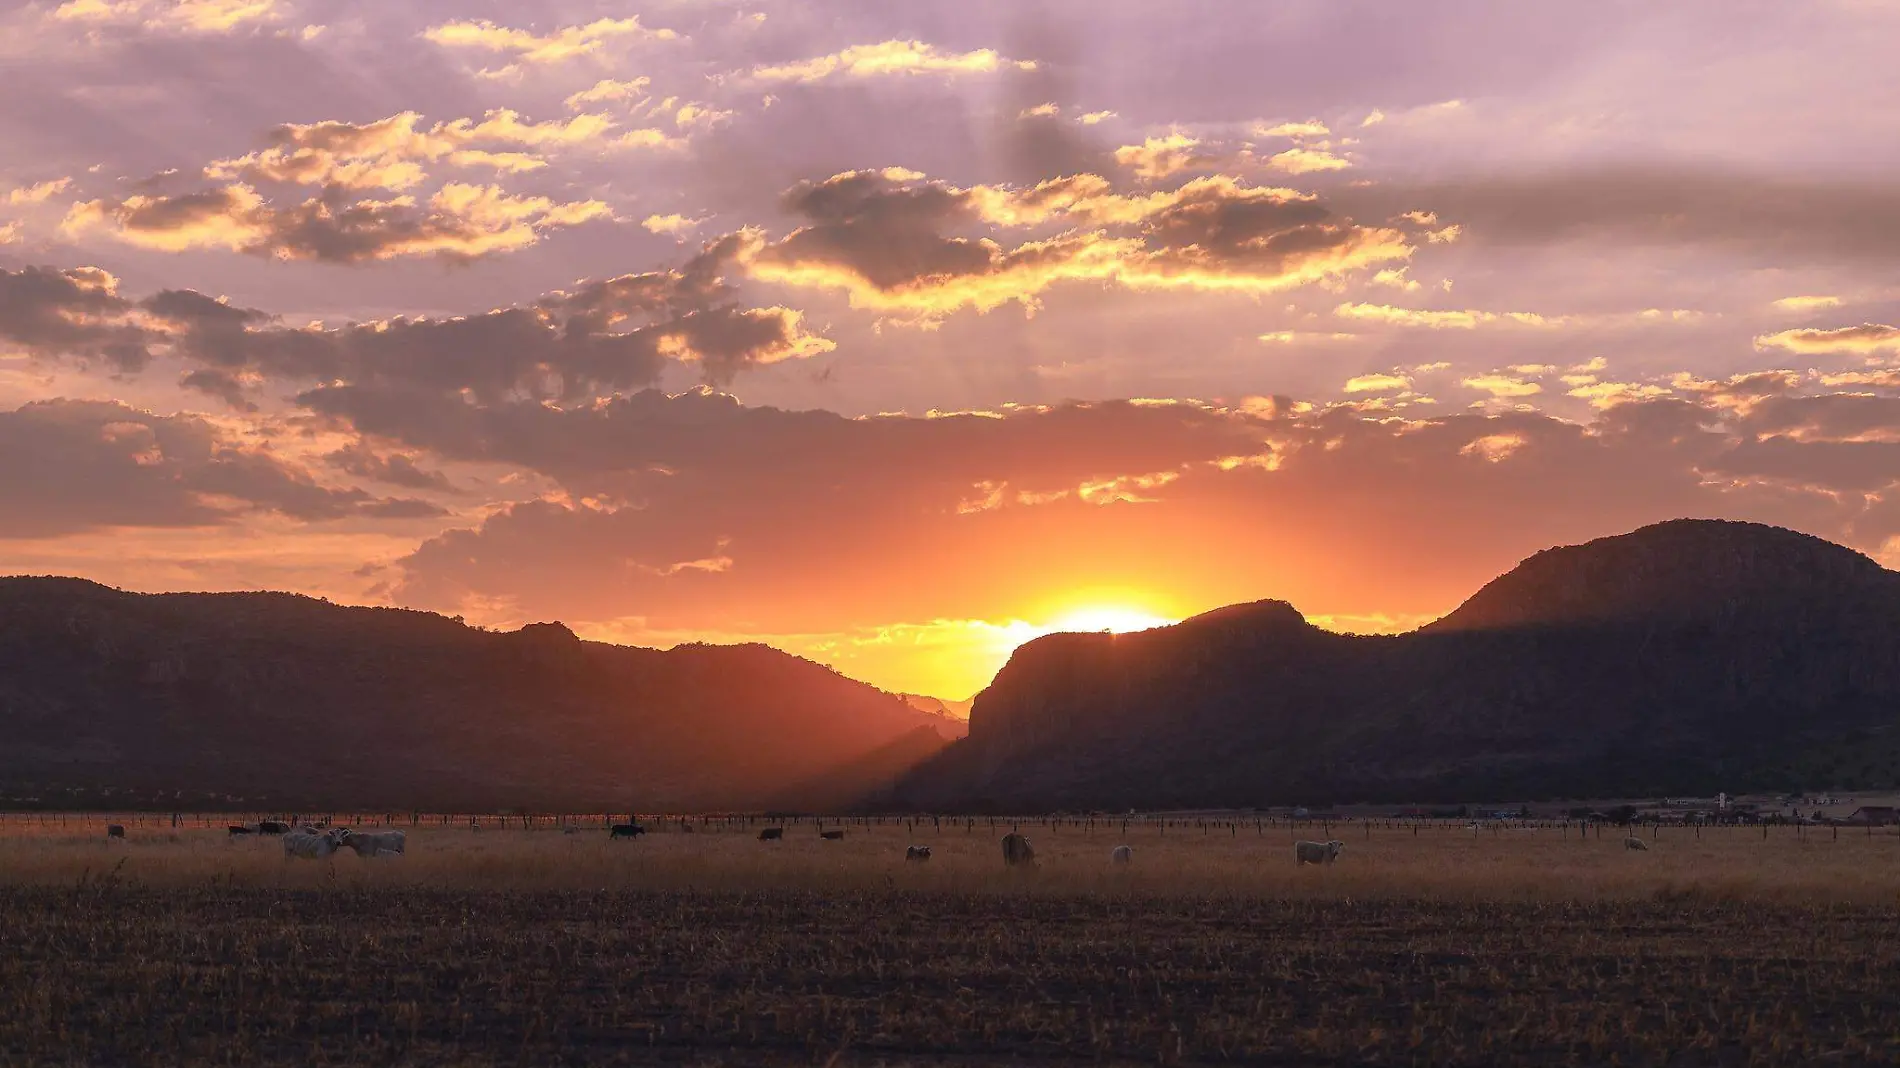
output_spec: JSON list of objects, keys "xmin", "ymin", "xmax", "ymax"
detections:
[
  {"xmin": 0, "ymin": 399, "xmax": 438, "ymax": 537},
  {"xmin": 1334, "ymin": 303, "xmax": 1561, "ymax": 329},
  {"xmin": 642, "ymin": 213, "xmax": 704, "ymax": 237},
  {"xmin": 1772, "ymin": 295, "xmax": 1843, "ymax": 312},
  {"xmin": 1114, "ymin": 134, "xmax": 1206, "ymax": 180},
  {"xmin": 1344, "ymin": 373, "xmax": 1411, "ymax": 393},
  {"xmin": 1756, "ymin": 323, "xmax": 1900, "ymax": 356},
  {"xmin": 0, "ymin": 222, "xmax": 17, "ymax": 245},
  {"xmin": 1461, "ymin": 374, "xmax": 1543, "ymax": 398},
  {"xmin": 750, "ymin": 40, "xmax": 1035, "ymax": 83},
  {"xmin": 743, "ymin": 169, "xmax": 1411, "ymax": 320},
  {"xmin": 62, "ymin": 181, "xmax": 611, "ymax": 263},
  {"xmin": 1258, "ymin": 120, "xmax": 1331, "ymax": 138},
  {"xmin": 423, "ymin": 17, "xmax": 674, "ymax": 67},
  {"xmin": 6, "ymin": 238, "xmax": 830, "ymax": 406},
  {"xmin": 6, "ymin": 178, "xmax": 72, "ymax": 206},
  {"xmin": 1265, "ymin": 148, "xmax": 1351, "ymax": 174},
  {"xmin": 374, "ymin": 383, "xmax": 1900, "ymax": 647},
  {"xmin": 565, "ymin": 78, "xmax": 651, "ymax": 110},
  {"xmin": 52, "ymin": 0, "xmax": 281, "ymax": 34},
  {"xmin": 1366, "ymin": 168, "xmax": 1900, "ymax": 263},
  {"xmin": 204, "ymin": 110, "xmax": 617, "ymax": 191}
]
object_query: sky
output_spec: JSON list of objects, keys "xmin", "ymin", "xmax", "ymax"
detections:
[{"xmin": 4, "ymin": 0, "xmax": 1900, "ymax": 699}]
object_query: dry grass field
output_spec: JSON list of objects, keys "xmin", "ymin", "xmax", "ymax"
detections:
[{"xmin": 4, "ymin": 815, "xmax": 1900, "ymax": 1064}]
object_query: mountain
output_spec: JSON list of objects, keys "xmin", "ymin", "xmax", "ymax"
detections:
[
  {"xmin": 0, "ymin": 578, "xmax": 953, "ymax": 811},
  {"xmin": 897, "ymin": 694, "xmax": 973, "ymax": 736},
  {"xmin": 893, "ymin": 520, "xmax": 1900, "ymax": 810}
]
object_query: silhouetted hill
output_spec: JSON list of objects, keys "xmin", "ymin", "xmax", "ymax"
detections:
[
  {"xmin": 897, "ymin": 694, "xmax": 972, "ymax": 735},
  {"xmin": 0, "ymin": 579, "xmax": 952, "ymax": 811},
  {"xmin": 894, "ymin": 520, "xmax": 1900, "ymax": 810}
]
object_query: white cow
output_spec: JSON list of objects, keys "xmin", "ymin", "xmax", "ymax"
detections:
[
  {"xmin": 283, "ymin": 828, "xmax": 344, "ymax": 860},
  {"xmin": 1624, "ymin": 836, "xmax": 1650, "ymax": 851},
  {"xmin": 1294, "ymin": 839, "xmax": 1345, "ymax": 865},
  {"xmin": 1110, "ymin": 844, "xmax": 1134, "ymax": 865},
  {"xmin": 337, "ymin": 829, "xmax": 406, "ymax": 857}
]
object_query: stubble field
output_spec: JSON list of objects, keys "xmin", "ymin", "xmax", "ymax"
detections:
[{"xmin": 4, "ymin": 815, "xmax": 1899, "ymax": 1065}]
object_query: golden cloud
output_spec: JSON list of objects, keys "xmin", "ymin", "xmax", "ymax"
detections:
[
  {"xmin": 63, "ymin": 182, "xmax": 610, "ymax": 263},
  {"xmin": 53, "ymin": 0, "xmax": 281, "ymax": 33},
  {"xmin": 565, "ymin": 77, "xmax": 652, "ymax": 110},
  {"xmin": 1756, "ymin": 323, "xmax": 1900, "ymax": 356},
  {"xmin": 1334, "ymin": 303, "xmax": 1562, "ymax": 329},
  {"xmin": 205, "ymin": 110, "xmax": 616, "ymax": 191},
  {"xmin": 1114, "ymin": 134, "xmax": 1206, "ymax": 180},
  {"xmin": 750, "ymin": 40, "xmax": 1034, "ymax": 82},
  {"xmin": 423, "ymin": 16, "xmax": 675, "ymax": 65},
  {"xmin": 1772, "ymin": 295, "xmax": 1843, "ymax": 312},
  {"xmin": 5, "ymin": 179, "xmax": 73, "ymax": 206},
  {"xmin": 742, "ymin": 169, "xmax": 1412, "ymax": 320},
  {"xmin": 1266, "ymin": 147, "xmax": 1351, "ymax": 174}
]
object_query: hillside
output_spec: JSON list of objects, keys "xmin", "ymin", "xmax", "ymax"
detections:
[
  {"xmin": 0, "ymin": 579, "xmax": 953, "ymax": 811},
  {"xmin": 893, "ymin": 520, "xmax": 1900, "ymax": 810}
]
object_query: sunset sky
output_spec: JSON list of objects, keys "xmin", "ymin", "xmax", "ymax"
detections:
[{"xmin": 4, "ymin": 0, "xmax": 1899, "ymax": 699}]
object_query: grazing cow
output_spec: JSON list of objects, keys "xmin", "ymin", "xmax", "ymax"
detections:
[
  {"xmin": 338, "ymin": 829, "xmax": 405, "ymax": 857},
  {"xmin": 106, "ymin": 824, "xmax": 125, "ymax": 840},
  {"xmin": 227, "ymin": 825, "xmax": 254, "ymax": 837},
  {"xmin": 609, "ymin": 824, "xmax": 646, "ymax": 839},
  {"xmin": 1294, "ymin": 839, "xmax": 1345, "ymax": 865},
  {"xmin": 906, "ymin": 845, "xmax": 932, "ymax": 862},
  {"xmin": 1624, "ymin": 836, "xmax": 1651, "ymax": 851},
  {"xmin": 282, "ymin": 828, "xmax": 343, "ymax": 860},
  {"xmin": 1111, "ymin": 844, "xmax": 1134, "ymax": 865},
  {"xmin": 758, "ymin": 827, "xmax": 784, "ymax": 841},
  {"xmin": 1001, "ymin": 832, "xmax": 1036, "ymax": 867},
  {"xmin": 256, "ymin": 821, "xmax": 291, "ymax": 835},
  {"xmin": 820, "ymin": 829, "xmax": 845, "ymax": 841}
]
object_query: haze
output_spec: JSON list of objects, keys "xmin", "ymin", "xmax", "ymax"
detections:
[{"xmin": 3, "ymin": 0, "xmax": 1898, "ymax": 699}]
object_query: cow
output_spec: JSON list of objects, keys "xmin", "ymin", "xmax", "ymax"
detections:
[
  {"xmin": 283, "ymin": 828, "xmax": 343, "ymax": 860},
  {"xmin": 820, "ymin": 830, "xmax": 845, "ymax": 841},
  {"xmin": 609, "ymin": 824, "xmax": 646, "ymax": 839},
  {"xmin": 1111, "ymin": 844, "xmax": 1134, "ymax": 865},
  {"xmin": 337, "ymin": 829, "xmax": 405, "ymax": 857},
  {"xmin": 1624, "ymin": 836, "xmax": 1651, "ymax": 851},
  {"xmin": 758, "ymin": 827, "xmax": 784, "ymax": 841},
  {"xmin": 257, "ymin": 821, "xmax": 291, "ymax": 835},
  {"xmin": 227, "ymin": 825, "xmax": 254, "ymax": 837},
  {"xmin": 1295, "ymin": 839, "xmax": 1345, "ymax": 865},
  {"xmin": 906, "ymin": 845, "xmax": 932, "ymax": 862},
  {"xmin": 106, "ymin": 824, "xmax": 125, "ymax": 840},
  {"xmin": 1002, "ymin": 832, "xmax": 1036, "ymax": 867}
]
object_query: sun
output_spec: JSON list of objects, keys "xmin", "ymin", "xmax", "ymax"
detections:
[{"xmin": 1041, "ymin": 605, "xmax": 1179, "ymax": 635}]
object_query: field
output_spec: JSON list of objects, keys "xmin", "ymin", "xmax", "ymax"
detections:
[{"xmin": 4, "ymin": 814, "xmax": 1900, "ymax": 1065}]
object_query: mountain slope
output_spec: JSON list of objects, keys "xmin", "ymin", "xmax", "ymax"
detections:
[
  {"xmin": 0, "ymin": 578, "xmax": 951, "ymax": 811},
  {"xmin": 894, "ymin": 520, "xmax": 1900, "ymax": 810}
]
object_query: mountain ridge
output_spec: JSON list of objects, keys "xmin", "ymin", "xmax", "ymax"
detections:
[
  {"xmin": 0, "ymin": 577, "xmax": 952, "ymax": 811},
  {"xmin": 893, "ymin": 519, "xmax": 1900, "ymax": 810}
]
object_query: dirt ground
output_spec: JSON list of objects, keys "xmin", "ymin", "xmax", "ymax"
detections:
[{"xmin": 3, "ymin": 816, "xmax": 1898, "ymax": 1064}]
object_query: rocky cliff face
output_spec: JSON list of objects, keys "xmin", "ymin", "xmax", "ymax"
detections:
[
  {"xmin": 895, "ymin": 521, "xmax": 1900, "ymax": 810},
  {"xmin": 0, "ymin": 579, "xmax": 951, "ymax": 811}
]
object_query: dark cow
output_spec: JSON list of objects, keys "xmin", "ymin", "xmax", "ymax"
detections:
[
  {"xmin": 820, "ymin": 830, "xmax": 845, "ymax": 841},
  {"xmin": 227, "ymin": 825, "xmax": 255, "ymax": 837},
  {"xmin": 906, "ymin": 845, "xmax": 932, "ymax": 862},
  {"xmin": 106, "ymin": 824, "xmax": 126, "ymax": 840},
  {"xmin": 257, "ymin": 821, "xmax": 291, "ymax": 835},
  {"xmin": 610, "ymin": 824, "xmax": 647, "ymax": 839},
  {"xmin": 758, "ymin": 827, "xmax": 784, "ymax": 841},
  {"xmin": 1001, "ymin": 832, "xmax": 1036, "ymax": 867}
]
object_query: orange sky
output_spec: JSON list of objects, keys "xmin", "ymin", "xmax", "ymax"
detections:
[{"xmin": 4, "ymin": 1, "xmax": 1899, "ymax": 699}]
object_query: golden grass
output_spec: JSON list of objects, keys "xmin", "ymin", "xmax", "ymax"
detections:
[{"xmin": 7, "ymin": 814, "xmax": 1898, "ymax": 903}]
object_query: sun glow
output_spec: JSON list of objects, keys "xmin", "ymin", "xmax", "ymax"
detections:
[{"xmin": 1040, "ymin": 605, "xmax": 1179, "ymax": 635}]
